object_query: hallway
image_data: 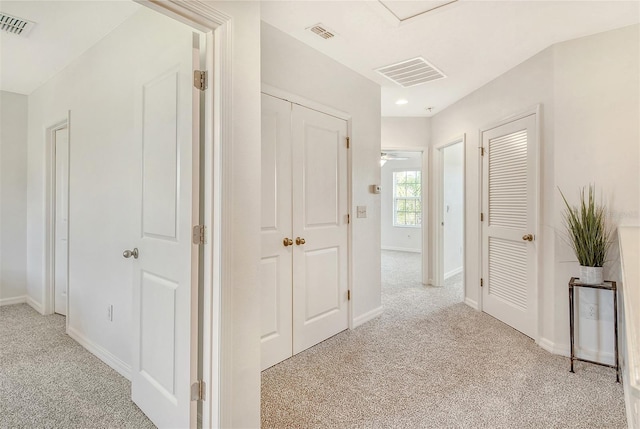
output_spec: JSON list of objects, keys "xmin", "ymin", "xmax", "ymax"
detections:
[{"xmin": 261, "ymin": 250, "xmax": 626, "ymax": 428}]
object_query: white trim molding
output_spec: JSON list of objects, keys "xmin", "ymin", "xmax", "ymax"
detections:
[
  {"xmin": 67, "ymin": 326, "xmax": 132, "ymax": 380},
  {"xmin": 353, "ymin": 306, "xmax": 384, "ymax": 328},
  {"xmin": 381, "ymin": 246, "xmax": 421, "ymax": 253},
  {"xmin": 0, "ymin": 296, "xmax": 27, "ymax": 306},
  {"xmin": 27, "ymin": 296, "xmax": 44, "ymax": 314},
  {"xmin": 464, "ymin": 297, "xmax": 479, "ymax": 310},
  {"xmin": 444, "ymin": 266, "xmax": 463, "ymax": 280}
]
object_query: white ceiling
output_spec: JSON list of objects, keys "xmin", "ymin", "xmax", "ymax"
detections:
[
  {"xmin": 261, "ymin": 1, "xmax": 640, "ymax": 116},
  {"xmin": 0, "ymin": 1, "xmax": 140, "ymax": 95},
  {"xmin": 1, "ymin": 1, "xmax": 637, "ymax": 115}
]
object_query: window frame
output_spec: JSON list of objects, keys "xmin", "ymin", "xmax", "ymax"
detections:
[{"xmin": 392, "ymin": 169, "xmax": 422, "ymax": 228}]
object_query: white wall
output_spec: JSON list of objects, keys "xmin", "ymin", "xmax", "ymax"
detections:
[
  {"xmin": 0, "ymin": 91, "xmax": 28, "ymax": 304},
  {"xmin": 442, "ymin": 142, "xmax": 463, "ymax": 278},
  {"xmin": 381, "ymin": 155, "xmax": 422, "ymax": 252},
  {"xmin": 552, "ymin": 24, "xmax": 639, "ymax": 362},
  {"xmin": 430, "ymin": 24, "xmax": 639, "ymax": 361},
  {"xmin": 381, "ymin": 117, "xmax": 430, "ymax": 150},
  {"xmin": 261, "ymin": 22, "xmax": 382, "ymax": 325},
  {"xmin": 26, "ymin": 7, "xmax": 192, "ymax": 369},
  {"xmin": 213, "ymin": 2, "xmax": 262, "ymax": 427}
]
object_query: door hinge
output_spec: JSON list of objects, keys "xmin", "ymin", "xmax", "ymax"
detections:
[
  {"xmin": 480, "ymin": 278, "xmax": 484, "ymax": 288},
  {"xmin": 194, "ymin": 70, "xmax": 208, "ymax": 91},
  {"xmin": 480, "ymin": 147, "xmax": 485, "ymax": 156},
  {"xmin": 191, "ymin": 380, "xmax": 206, "ymax": 401},
  {"xmin": 347, "ymin": 290, "xmax": 351, "ymax": 301},
  {"xmin": 480, "ymin": 212, "xmax": 484, "ymax": 222},
  {"xmin": 347, "ymin": 214, "xmax": 350, "ymax": 224},
  {"xmin": 346, "ymin": 137, "xmax": 350, "ymax": 149},
  {"xmin": 192, "ymin": 225, "xmax": 207, "ymax": 245}
]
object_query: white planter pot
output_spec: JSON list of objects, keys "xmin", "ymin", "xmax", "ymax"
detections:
[{"xmin": 580, "ymin": 266, "xmax": 604, "ymax": 285}]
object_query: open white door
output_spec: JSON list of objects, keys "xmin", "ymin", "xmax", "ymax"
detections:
[
  {"xmin": 130, "ymin": 32, "xmax": 199, "ymax": 428},
  {"xmin": 292, "ymin": 104, "xmax": 349, "ymax": 354},
  {"xmin": 481, "ymin": 114, "xmax": 537, "ymax": 339},
  {"xmin": 54, "ymin": 127, "xmax": 69, "ymax": 316}
]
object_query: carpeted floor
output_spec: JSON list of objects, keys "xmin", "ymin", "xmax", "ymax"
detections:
[
  {"xmin": 0, "ymin": 304, "xmax": 155, "ymax": 429},
  {"xmin": 261, "ymin": 250, "xmax": 626, "ymax": 428}
]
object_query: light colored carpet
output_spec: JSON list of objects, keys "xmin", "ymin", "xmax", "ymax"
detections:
[
  {"xmin": 0, "ymin": 304, "xmax": 155, "ymax": 429},
  {"xmin": 261, "ymin": 250, "xmax": 626, "ymax": 428}
]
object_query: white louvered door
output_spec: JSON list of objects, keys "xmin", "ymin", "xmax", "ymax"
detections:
[{"xmin": 481, "ymin": 114, "xmax": 537, "ymax": 339}]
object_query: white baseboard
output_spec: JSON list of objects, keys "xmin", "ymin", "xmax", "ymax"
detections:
[
  {"xmin": 464, "ymin": 297, "xmax": 479, "ymax": 310},
  {"xmin": 26, "ymin": 296, "xmax": 44, "ymax": 314},
  {"xmin": 67, "ymin": 326, "xmax": 132, "ymax": 380},
  {"xmin": 0, "ymin": 295, "xmax": 27, "ymax": 306},
  {"xmin": 537, "ymin": 337, "xmax": 615, "ymax": 364},
  {"xmin": 444, "ymin": 266, "xmax": 463, "ymax": 280},
  {"xmin": 353, "ymin": 306, "xmax": 384, "ymax": 328},
  {"xmin": 381, "ymin": 246, "xmax": 421, "ymax": 253}
]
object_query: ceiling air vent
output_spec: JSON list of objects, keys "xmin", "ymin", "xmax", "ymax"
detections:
[
  {"xmin": 307, "ymin": 23, "xmax": 335, "ymax": 40},
  {"xmin": 0, "ymin": 13, "xmax": 36, "ymax": 37},
  {"xmin": 376, "ymin": 57, "xmax": 445, "ymax": 88}
]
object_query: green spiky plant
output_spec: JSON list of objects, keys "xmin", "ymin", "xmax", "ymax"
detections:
[{"xmin": 559, "ymin": 185, "xmax": 611, "ymax": 267}]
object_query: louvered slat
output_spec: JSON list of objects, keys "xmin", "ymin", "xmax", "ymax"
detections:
[
  {"xmin": 376, "ymin": 57, "xmax": 446, "ymax": 88},
  {"xmin": 489, "ymin": 129, "xmax": 527, "ymax": 229},
  {"xmin": 488, "ymin": 237, "xmax": 527, "ymax": 310}
]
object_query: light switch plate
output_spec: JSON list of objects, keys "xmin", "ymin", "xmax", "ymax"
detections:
[{"xmin": 357, "ymin": 206, "xmax": 367, "ymax": 218}]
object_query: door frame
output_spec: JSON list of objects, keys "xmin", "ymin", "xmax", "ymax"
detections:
[
  {"xmin": 380, "ymin": 148, "xmax": 428, "ymax": 285},
  {"xmin": 44, "ymin": 117, "xmax": 70, "ymax": 324},
  {"xmin": 477, "ymin": 105, "xmax": 541, "ymax": 341},
  {"xmin": 432, "ymin": 135, "xmax": 466, "ymax": 288},
  {"xmin": 133, "ymin": 1, "xmax": 231, "ymax": 427},
  {"xmin": 260, "ymin": 83, "xmax": 354, "ymax": 329}
]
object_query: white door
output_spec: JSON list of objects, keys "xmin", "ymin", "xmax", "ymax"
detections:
[
  {"xmin": 292, "ymin": 104, "xmax": 349, "ymax": 354},
  {"xmin": 481, "ymin": 114, "xmax": 537, "ymax": 338},
  {"xmin": 260, "ymin": 97, "xmax": 349, "ymax": 368},
  {"xmin": 130, "ymin": 36, "xmax": 199, "ymax": 428},
  {"xmin": 54, "ymin": 127, "xmax": 69, "ymax": 316},
  {"xmin": 260, "ymin": 94, "xmax": 293, "ymax": 370}
]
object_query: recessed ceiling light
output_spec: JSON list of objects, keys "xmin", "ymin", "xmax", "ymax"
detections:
[{"xmin": 395, "ymin": 99, "xmax": 408, "ymax": 105}]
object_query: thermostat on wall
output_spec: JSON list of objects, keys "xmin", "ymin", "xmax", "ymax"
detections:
[{"xmin": 370, "ymin": 185, "xmax": 381, "ymax": 194}]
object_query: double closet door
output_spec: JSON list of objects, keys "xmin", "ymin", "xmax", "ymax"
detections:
[{"xmin": 260, "ymin": 93, "xmax": 349, "ymax": 370}]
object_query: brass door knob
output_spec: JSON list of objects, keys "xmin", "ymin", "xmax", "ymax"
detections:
[
  {"xmin": 296, "ymin": 237, "xmax": 306, "ymax": 245},
  {"xmin": 522, "ymin": 234, "xmax": 534, "ymax": 242},
  {"xmin": 283, "ymin": 238, "xmax": 293, "ymax": 247}
]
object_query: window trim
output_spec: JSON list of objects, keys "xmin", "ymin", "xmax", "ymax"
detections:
[{"xmin": 392, "ymin": 169, "xmax": 422, "ymax": 228}]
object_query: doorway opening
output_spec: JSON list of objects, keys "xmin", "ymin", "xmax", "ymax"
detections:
[
  {"xmin": 433, "ymin": 137, "xmax": 465, "ymax": 298},
  {"xmin": 45, "ymin": 119, "xmax": 69, "ymax": 318},
  {"xmin": 380, "ymin": 150, "xmax": 426, "ymax": 287}
]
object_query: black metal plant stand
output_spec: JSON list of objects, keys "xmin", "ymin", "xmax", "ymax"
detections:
[{"xmin": 568, "ymin": 277, "xmax": 619, "ymax": 382}]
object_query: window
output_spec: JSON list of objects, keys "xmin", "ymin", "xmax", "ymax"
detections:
[{"xmin": 393, "ymin": 170, "xmax": 422, "ymax": 226}]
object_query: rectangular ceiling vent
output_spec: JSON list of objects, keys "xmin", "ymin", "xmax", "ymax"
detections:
[
  {"xmin": 0, "ymin": 13, "xmax": 36, "ymax": 37},
  {"xmin": 376, "ymin": 57, "xmax": 446, "ymax": 88},
  {"xmin": 307, "ymin": 23, "xmax": 335, "ymax": 40}
]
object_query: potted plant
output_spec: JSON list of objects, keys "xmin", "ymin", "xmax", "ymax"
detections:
[{"xmin": 559, "ymin": 185, "xmax": 611, "ymax": 285}]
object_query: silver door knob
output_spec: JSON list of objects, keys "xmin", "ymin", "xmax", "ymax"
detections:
[{"xmin": 123, "ymin": 248, "xmax": 139, "ymax": 259}]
